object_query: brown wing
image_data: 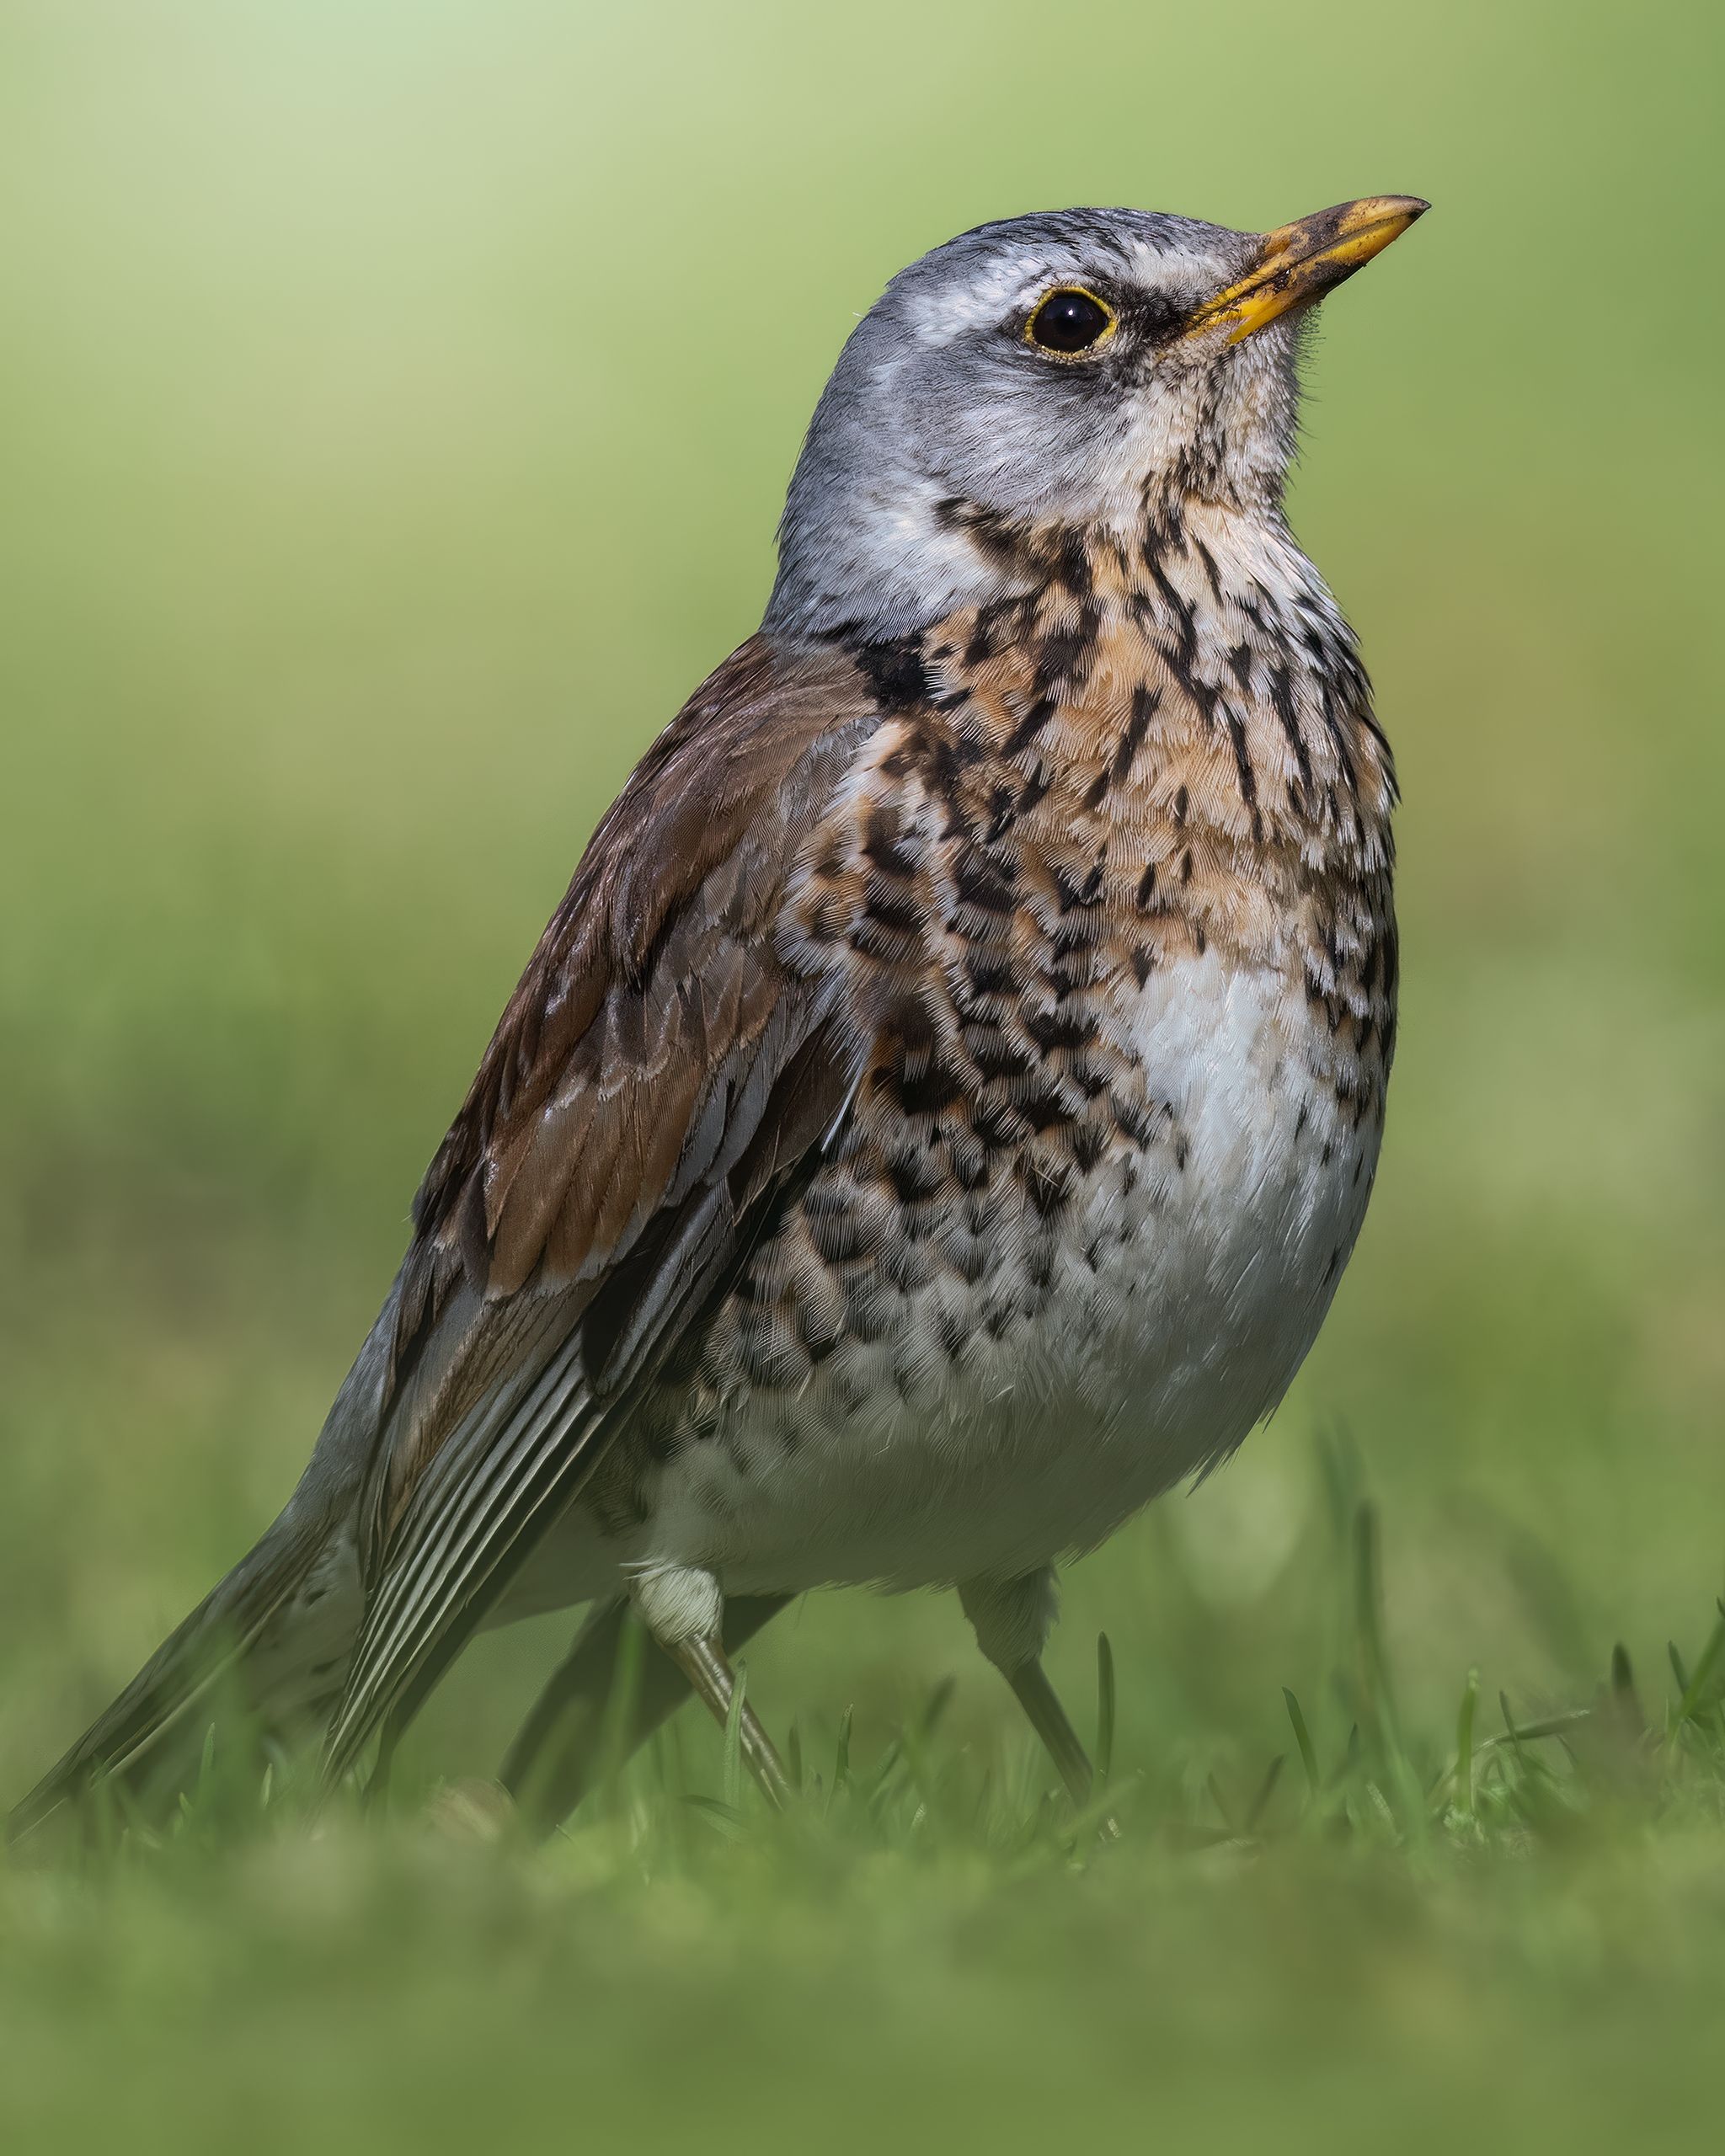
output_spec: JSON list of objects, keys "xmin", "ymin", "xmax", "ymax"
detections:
[{"xmin": 322, "ymin": 636, "xmax": 882, "ymax": 1778}]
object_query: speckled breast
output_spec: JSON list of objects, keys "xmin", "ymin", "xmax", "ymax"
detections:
[{"xmin": 603, "ymin": 506, "xmax": 1397, "ymax": 1594}]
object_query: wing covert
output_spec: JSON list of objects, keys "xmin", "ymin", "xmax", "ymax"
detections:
[{"xmin": 322, "ymin": 637, "xmax": 881, "ymax": 1780}]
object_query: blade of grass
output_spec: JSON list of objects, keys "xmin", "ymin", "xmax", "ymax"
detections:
[
  {"xmin": 1352, "ymin": 1501, "xmax": 1429, "ymax": 1849},
  {"xmin": 920, "ymin": 1676, "xmax": 956, "ymax": 1738},
  {"xmin": 1096, "ymin": 1634, "xmax": 1116, "ymax": 1790},
  {"xmin": 1676, "ymin": 1603, "xmax": 1725, "ymax": 1724},
  {"xmin": 825, "ymin": 1707, "xmax": 853, "ymax": 1817},
  {"xmin": 1245, "ymin": 1753, "xmax": 1284, "ymax": 1835},
  {"xmin": 594, "ymin": 1613, "xmax": 646, "ymax": 1811},
  {"xmin": 722, "ymin": 1662, "xmax": 745, "ymax": 1813},
  {"xmin": 681, "ymin": 1794, "xmax": 746, "ymax": 1844},
  {"xmin": 1610, "ymin": 1642, "xmax": 1647, "ymax": 1739},
  {"xmin": 1477, "ymin": 1708, "xmax": 1593, "ymax": 1754},
  {"xmin": 1453, "ymin": 1666, "xmax": 1479, "ymax": 1821},
  {"xmin": 1284, "ymin": 1688, "xmax": 1321, "ymax": 1800}
]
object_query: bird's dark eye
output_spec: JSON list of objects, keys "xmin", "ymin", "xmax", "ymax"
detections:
[{"xmin": 1025, "ymin": 286, "xmax": 1117, "ymax": 356}]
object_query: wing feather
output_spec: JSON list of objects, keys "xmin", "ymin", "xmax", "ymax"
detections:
[{"xmin": 320, "ymin": 637, "xmax": 881, "ymax": 1780}]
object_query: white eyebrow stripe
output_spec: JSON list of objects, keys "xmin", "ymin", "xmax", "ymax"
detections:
[
  {"xmin": 901, "ymin": 236, "xmax": 1242, "ymax": 349},
  {"xmin": 905, "ymin": 262, "xmax": 1064, "ymax": 342}
]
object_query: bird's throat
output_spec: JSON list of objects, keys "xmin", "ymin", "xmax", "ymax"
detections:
[{"xmin": 845, "ymin": 493, "xmax": 1396, "ymax": 915}]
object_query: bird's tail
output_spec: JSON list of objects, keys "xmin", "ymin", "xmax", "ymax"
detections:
[
  {"xmin": 6, "ymin": 1510, "xmax": 360, "ymax": 1845},
  {"xmin": 8, "ymin": 1285, "xmax": 398, "ymax": 1847}
]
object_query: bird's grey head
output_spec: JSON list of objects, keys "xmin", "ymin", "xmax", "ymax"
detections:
[{"xmin": 764, "ymin": 197, "xmax": 1426, "ymax": 643}]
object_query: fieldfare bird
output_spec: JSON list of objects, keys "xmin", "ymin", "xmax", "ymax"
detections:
[{"xmin": 12, "ymin": 195, "xmax": 1425, "ymax": 1839}]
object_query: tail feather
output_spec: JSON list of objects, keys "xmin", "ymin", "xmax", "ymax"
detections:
[
  {"xmin": 8, "ymin": 1284, "xmax": 400, "ymax": 1846},
  {"xmin": 7, "ymin": 1518, "xmax": 338, "ymax": 1844}
]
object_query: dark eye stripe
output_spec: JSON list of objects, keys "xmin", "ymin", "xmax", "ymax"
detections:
[
  {"xmin": 1026, "ymin": 286, "xmax": 1117, "ymax": 356},
  {"xmin": 1127, "ymin": 292, "xmax": 1187, "ymax": 344}
]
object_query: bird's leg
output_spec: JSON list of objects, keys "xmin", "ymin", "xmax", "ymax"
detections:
[
  {"xmin": 501, "ymin": 1593, "xmax": 789, "ymax": 1833},
  {"xmin": 632, "ymin": 1565, "xmax": 791, "ymax": 1811},
  {"xmin": 499, "ymin": 1598, "xmax": 630, "ymax": 1818},
  {"xmin": 666, "ymin": 1634, "xmax": 793, "ymax": 1811},
  {"xmin": 1002, "ymin": 1659, "xmax": 1095, "ymax": 1806},
  {"xmin": 960, "ymin": 1570, "xmax": 1096, "ymax": 1806}
]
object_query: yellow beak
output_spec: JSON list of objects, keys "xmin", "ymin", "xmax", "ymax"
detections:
[{"xmin": 1184, "ymin": 195, "xmax": 1429, "ymax": 345}]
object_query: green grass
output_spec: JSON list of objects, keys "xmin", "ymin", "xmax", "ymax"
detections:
[
  {"xmin": 3, "ymin": 1, "xmax": 1724, "ymax": 2149},
  {"xmin": 8, "ymin": 1462, "xmax": 1725, "ymax": 2155}
]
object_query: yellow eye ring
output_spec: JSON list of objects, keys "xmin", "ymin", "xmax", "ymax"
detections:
[{"xmin": 1024, "ymin": 285, "xmax": 1119, "ymax": 357}]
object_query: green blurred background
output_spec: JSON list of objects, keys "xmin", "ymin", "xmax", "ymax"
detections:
[{"xmin": 1, "ymin": 2, "xmax": 1722, "ymax": 2149}]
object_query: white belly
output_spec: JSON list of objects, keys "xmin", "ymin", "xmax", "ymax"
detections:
[{"xmin": 620, "ymin": 949, "xmax": 1379, "ymax": 1598}]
